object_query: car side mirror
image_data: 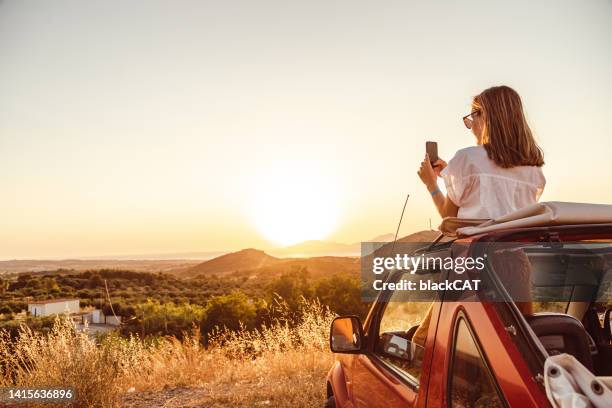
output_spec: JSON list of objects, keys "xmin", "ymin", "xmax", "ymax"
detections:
[{"xmin": 330, "ymin": 316, "xmax": 364, "ymax": 354}]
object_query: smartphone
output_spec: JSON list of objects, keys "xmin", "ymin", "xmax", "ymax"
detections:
[{"xmin": 426, "ymin": 141, "xmax": 439, "ymax": 165}]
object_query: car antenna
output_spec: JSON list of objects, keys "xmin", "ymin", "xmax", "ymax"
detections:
[{"xmin": 389, "ymin": 193, "xmax": 410, "ymax": 256}]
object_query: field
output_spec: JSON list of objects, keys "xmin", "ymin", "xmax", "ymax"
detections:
[
  {"xmin": 0, "ymin": 249, "xmax": 369, "ymax": 407},
  {"xmin": 0, "ymin": 300, "xmax": 335, "ymax": 408}
]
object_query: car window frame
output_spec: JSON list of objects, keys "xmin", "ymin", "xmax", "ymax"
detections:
[
  {"xmin": 459, "ymin": 234, "xmax": 550, "ymax": 376},
  {"xmin": 488, "ymin": 236, "xmax": 612, "ymax": 391},
  {"xmin": 476, "ymin": 225, "xmax": 612, "ymax": 377},
  {"xmin": 447, "ymin": 311, "xmax": 508, "ymax": 408},
  {"xmin": 367, "ymin": 248, "xmax": 451, "ymax": 390}
]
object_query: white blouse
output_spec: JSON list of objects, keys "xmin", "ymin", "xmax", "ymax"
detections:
[{"xmin": 440, "ymin": 145, "xmax": 546, "ymax": 220}]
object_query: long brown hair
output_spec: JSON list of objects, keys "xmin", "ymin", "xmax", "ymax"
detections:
[{"xmin": 473, "ymin": 86, "xmax": 544, "ymax": 168}]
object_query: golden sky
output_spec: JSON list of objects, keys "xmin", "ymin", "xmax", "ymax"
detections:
[{"xmin": 0, "ymin": 1, "xmax": 610, "ymax": 258}]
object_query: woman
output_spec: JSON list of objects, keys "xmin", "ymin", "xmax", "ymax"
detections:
[
  {"xmin": 417, "ymin": 85, "xmax": 545, "ymax": 220},
  {"xmin": 411, "ymin": 86, "xmax": 544, "ymax": 347}
]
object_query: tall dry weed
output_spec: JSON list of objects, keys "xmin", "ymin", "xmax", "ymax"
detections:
[
  {"xmin": 0, "ymin": 299, "xmax": 336, "ymax": 408},
  {"xmin": 0, "ymin": 318, "xmax": 127, "ymax": 407}
]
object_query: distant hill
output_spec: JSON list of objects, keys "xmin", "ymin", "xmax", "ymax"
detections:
[
  {"xmin": 397, "ymin": 230, "xmax": 441, "ymax": 242},
  {"xmin": 186, "ymin": 231, "xmax": 440, "ymax": 278},
  {"xmin": 229, "ymin": 256, "xmax": 359, "ymax": 280},
  {"xmin": 0, "ymin": 259, "xmax": 202, "ymax": 275},
  {"xmin": 269, "ymin": 240, "xmax": 356, "ymax": 257},
  {"xmin": 268, "ymin": 233, "xmax": 395, "ymax": 258},
  {"xmin": 1, "ymin": 231, "xmax": 440, "ymax": 278},
  {"xmin": 188, "ymin": 248, "xmax": 280, "ymax": 276},
  {"xmin": 368, "ymin": 233, "xmax": 395, "ymax": 242},
  {"xmin": 185, "ymin": 247, "xmax": 359, "ymax": 278}
]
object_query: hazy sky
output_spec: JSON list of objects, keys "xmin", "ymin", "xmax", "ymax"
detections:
[{"xmin": 1, "ymin": 0, "xmax": 610, "ymax": 258}]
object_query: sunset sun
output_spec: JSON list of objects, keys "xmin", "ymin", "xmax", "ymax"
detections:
[{"xmin": 247, "ymin": 162, "xmax": 340, "ymax": 247}]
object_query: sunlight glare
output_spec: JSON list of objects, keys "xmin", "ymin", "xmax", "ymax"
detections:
[{"xmin": 247, "ymin": 161, "xmax": 339, "ymax": 247}]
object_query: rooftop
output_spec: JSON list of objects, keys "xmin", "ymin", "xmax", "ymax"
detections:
[{"xmin": 27, "ymin": 298, "xmax": 80, "ymax": 305}]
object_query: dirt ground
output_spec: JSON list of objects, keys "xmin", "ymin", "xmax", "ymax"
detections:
[{"xmin": 122, "ymin": 383, "xmax": 306, "ymax": 408}]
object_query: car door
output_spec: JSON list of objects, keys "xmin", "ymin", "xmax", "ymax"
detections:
[{"xmin": 352, "ymin": 249, "xmax": 449, "ymax": 407}]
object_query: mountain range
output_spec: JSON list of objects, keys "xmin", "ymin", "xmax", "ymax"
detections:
[
  {"xmin": 184, "ymin": 230, "xmax": 440, "ymax": 278},
  {"xmin": 0, "ymin": 231, "xmax": 440, "ymax": 276},
  {"xmin": 267, "ymin": 233, "xmax": 395, "ymax": 257},
  {"xmin": 185, "ymin": 248, "xmax": 359, "ymax": 278}
]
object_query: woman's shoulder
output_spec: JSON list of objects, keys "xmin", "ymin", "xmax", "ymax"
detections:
[
  {"xmin": 449, "ymin": 145, "xmax": 546, "ymax": 187},
  {"xmin": 452, "ymin": 145, "xmax": 487, "ymax": 160},
  {"xmin": 446, "ymin": 145, "xmax": 487, "ymax": 170}
]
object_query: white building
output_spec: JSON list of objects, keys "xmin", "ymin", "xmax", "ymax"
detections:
[
  {"xmin": 104, "ymin": 315, "xmax": 121, "ymax": 326},
  {"xmin": 27, "ymin": 298, "xmax": 80, "ymax": 317},
  {"xmin": 91, "ymin": 309, "xmax": 103, "ymax": 324},
  {"xmin": 77, "ymin": 309, "xmax": 122, "ymax": 326}
]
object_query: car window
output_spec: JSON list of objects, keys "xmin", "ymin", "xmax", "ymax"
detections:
[
  {"xmin": 374, "ymin": 268, "xmax": 441, "ymax": 383},
  {"xmin": 487, "ymin": 241, "xmax": 612, "ymax": 313},
  {"xmin": 449, "ymin": 318, "xmax": 504, "ymax": 408}
]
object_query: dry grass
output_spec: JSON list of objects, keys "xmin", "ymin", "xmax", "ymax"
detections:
[{"xmin": 0, "ymin": 300, "xmax": 336, "ymax": 408}]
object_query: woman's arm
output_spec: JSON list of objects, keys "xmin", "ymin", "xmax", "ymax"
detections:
[
  {"xmin": 417, "ymin": 154, "xmax": 459, "ymax": 218},
  {"xmin": 428, "ymin": 187, "xmax": 459, "ymax": 219}
]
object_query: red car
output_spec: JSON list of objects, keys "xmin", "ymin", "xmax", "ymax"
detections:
[{"xmin": 326, "ymin": 215, "xmax": 612, "ymax": 407}]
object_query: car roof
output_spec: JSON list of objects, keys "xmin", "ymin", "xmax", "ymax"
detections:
[{"xmin": 439, "ymin": 201, "xmax": 612, "ymax": 237}]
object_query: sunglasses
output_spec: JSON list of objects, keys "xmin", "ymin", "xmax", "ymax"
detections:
[{"xmin": 462, "ymin": 110, "xmax": 481, "ymax": 129}]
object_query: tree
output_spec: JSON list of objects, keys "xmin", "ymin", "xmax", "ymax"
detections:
[
  {"xmin": 42, "ymin": 277, "xmax": 60, "ymax": 295},
  {"xmin": 121, "ymin": 299, "xmax": 206, "ymax": 339},
  {"xmin": 201, "ymin": 291, "xmax": 259, "ymax": 338},
  {"xmin": 265, "ymin": 268, "xmax": 314, "ymax": 314},
  {"xmin": 315, "ymin": 274, "xmax": 370, "ymax": 318},
  {"xmin": 88, "ymin": 273, "xmax": 104, "ymax": 289}
]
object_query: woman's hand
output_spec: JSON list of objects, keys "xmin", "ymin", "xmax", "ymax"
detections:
[
  {"xmin": 417, "ymin": 154, "xmax": 438, "ymax": 190},
  {"xmin": 418, "ymin": 154, "xmax": 458, "ymax": 218},
  {"xmin": 432, "ymin": 159, "xmax": 447, "ymax": 177}
]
